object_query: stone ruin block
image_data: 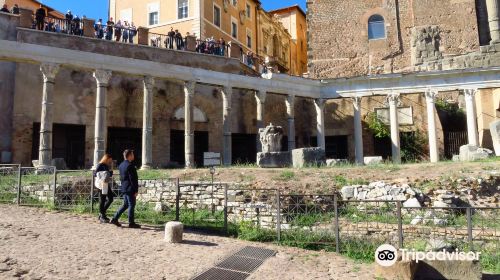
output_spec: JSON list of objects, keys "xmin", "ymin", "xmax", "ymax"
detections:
[{"xmin": 292, "ymin": 147, "xmax": 326, "ymax": 168}]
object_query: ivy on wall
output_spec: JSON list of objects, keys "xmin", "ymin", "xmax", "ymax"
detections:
[{"xmin": 365, "ymin": 112, "xmax": 390, "ymax": 138}]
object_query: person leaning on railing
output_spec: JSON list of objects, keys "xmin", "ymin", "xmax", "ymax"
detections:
[
  {"xmin": 95, "ymin": 19, "xmax": 104, "ymax": 39},
  {"xmin": 128, "ymin": 23, "xmax": 137, "ymax": 43},
  {"xmin": 35, "ymin": 4, "xmax": 46, "ymax": 31},
  {"xmin": 0, "ymin": 4, "xmax": 9, "ymax": 13},
  {"xmin": 105, "ymin": 17, "xmax": 114, "ymax": 40},
  {"xmin": 11, "ymin": 4, "xmax": 19, "ymax": 15},
  {"xmin": 65, "ymin": 10, "xmax": 73, "ymax": 34},
  {"xmin": 114, "ymin": 20, "xmax": 122, "ymax": 42}
]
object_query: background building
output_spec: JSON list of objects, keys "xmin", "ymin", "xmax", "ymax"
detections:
[
  {"xmin": 307, "ymin": 0, "xmax": 500, "ymax": 161},
  {"xmin": 1, "ymin": 0, "xmax": 64, "ymax": 18},
  {"xmin": 109, "ymin": 0, "xmax": 307, "ymax": 75}
]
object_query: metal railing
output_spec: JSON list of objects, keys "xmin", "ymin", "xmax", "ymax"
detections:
[{"xmin": 0, "ymin": 168, "xmax": 497, "ymax": 265}]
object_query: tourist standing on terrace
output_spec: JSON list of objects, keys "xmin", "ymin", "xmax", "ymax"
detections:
[
  {"xmin": 110, "ymin": 150, "xmax": 141, "ymax": 229},
  {"xmin": 94, "ymin": 154, "xmax": 114, "ymax": 223},
  {"xmin": 11, "ymin": 4, "xmax": 19, "ymax": 15},
  {"xmin": 105, "ymin": 17, "xmax": 114, "ymax": 40},
  {"xmin": 174, "ymin": 29, "xmax": 183, "ymax": 50},
  {"xmin": 35, "ymin": 5, "xmax": 46, "ymax": 31},
  {"xmin": 114, "ymin": 20, "xmax": 122, "ymax": 42},
  {"xmin": 129, "ymin": 22, "xmax": 136, "ymax": 43},
  {"xmin": 65, "ymin": 10, "xmax": 73, "ymax": 34},
  {"xmin": 72, "ymin": 15, "xmax": 81, "ymax": 35},
  {"xmin": 0, "ymin": 4, "xmax": 9, "ymax": 13},
  {"xmin": 95, "ymin": 19, "xmax": 104, "ymax": 39},
  {"xmin": 167, "ymin": 27, "xmax": 175, "ymax": 49},
  {"xmin": 122, "ymin": 21, "xmax": 129, "ymax": 43}
]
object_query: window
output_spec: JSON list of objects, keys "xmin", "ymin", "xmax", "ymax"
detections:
[
  {"xmin": 147, "ymin": 2, "xmax": 159, "ymax": 26},
  {"xmin": 368, "ymin": 14, "xmax": 385, "ymax": 40},
  {"xmin": 246, "ymin": 3, "xmax": 251, "ymax": 18},
  {"xmin": 214, "ymin": 4, "xmax": 221, "ymax": 27},
  {"xmin": 178, "ymin": 0, "xmax": 188, "ymax": 19},
  {"xmin": 246, "ymin": 29, "xmax": 252, "ymax": 48},
  {"xmin": 231, "ymin": 17, "xmax": 238, "ymax": 38}
]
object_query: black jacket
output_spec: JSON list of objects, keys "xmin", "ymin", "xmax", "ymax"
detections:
[
  {"xmin": 94, "ymin": 163, "xmax": 113, "ymax": 177},
  {"xmin": 35, "ymin": 8, "xmax": 46, "ymax": 19},
  {"xmin": 119, "ymin": 160, "xmax": 138, "ymax": 194}
]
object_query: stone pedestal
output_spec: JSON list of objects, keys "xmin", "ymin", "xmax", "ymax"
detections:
[
  {"xmin": 229, "ymin": 42, "xmax": 242, "ymax": 59},
  {"xmin": 185, "ymin": 35, "xmax": 197, "ymax": 52},
  {"xmin": 490, "ymin": 120, "xmax": 500, "ymax": 156},
  {"xmin": 292, "ymin": 148, "xmax": 326, "ymax": 168},
  {"xmin": 165, "ymin": 221, "xmax": 183, "ymax": 243},
  {"xmin": 19, "ymin": 8, "xmax": 33, "ymax": 28},
  {"xmin": 257, "ymin": 152, "xmax": 291, "ymax": 168}
]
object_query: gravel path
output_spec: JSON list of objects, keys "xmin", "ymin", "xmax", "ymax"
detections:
[{"xmin": 0, "ymin": 205, "xmax": 376, "ymax": 280}]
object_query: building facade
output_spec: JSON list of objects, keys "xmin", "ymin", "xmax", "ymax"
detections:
[
  {"xmin": 307, "ymin": 0, "xmax": 500, "ymax": 160},
  {"xmin": 109, "ymin": 0, "xmax": 306, "ymax": 75},
  {"xmin": 270, "ymin": 5, "xmax": 307, "ymax": 76},
  {"xmin": 1, "ymin": 0, "xmax": 64, "ymax": 18}
]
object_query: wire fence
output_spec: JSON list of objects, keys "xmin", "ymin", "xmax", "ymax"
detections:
[{"xmin": 0, "ymin": 166, "xmax": 498, "ymax": 268}]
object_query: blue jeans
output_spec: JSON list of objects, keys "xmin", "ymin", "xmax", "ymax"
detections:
[{"xmin": 113, "ymin": 193, "xmax": 136, "ymax": 224}]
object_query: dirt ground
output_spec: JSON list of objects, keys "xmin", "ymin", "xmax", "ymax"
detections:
[
  {"xmin": 0, "ymin": 205, "xmax": 376, "ymax": 280},
  {"xmin": 168, "ymin": 160, "xmax": 500, "ymax": 193}
]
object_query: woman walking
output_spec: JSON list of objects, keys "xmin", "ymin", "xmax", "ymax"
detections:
[{"xmin": 94, "ymin": 154, "xmax": 114, "ymax": 223}]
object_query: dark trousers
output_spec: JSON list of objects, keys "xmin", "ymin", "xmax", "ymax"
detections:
[
  {"xmin": 99, "ymin": 190, "xmax": 114, "ymax": 217},
  {"xmin": 113, "ymin": 193, "xmax": 136, "ymax": 224},
  {"xmin": 36, "ymin": 18, "xmax": 44, "ymax": 30}
]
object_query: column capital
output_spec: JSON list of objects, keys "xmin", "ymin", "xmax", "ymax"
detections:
[
  {"xmin": 425, "ymin": 88, "xmax": 439, "ymax": 101},
  {"xmin": 143, "ymin": 76, "xmax": 155, "ymax": 90},
  {"xmin": 93, "ymin": 69, "xmax": 112, "ymax": 86},
  {"xmin": 352, "ymin": 96, "xmax": 362, "ymax": 108},
  {"xmin": 286, "ymin": 95, "xmax": 295, "ymax": 117},
  {"xmin": 314, "ymin": 98, "xmax": 326, "ymax": 109},
  {"xmin": 463, "ymin": 88, "xmax": 478, "ymax": 98},
  {"xmin": 184, "ymin": 81, "xmax": 196, "ymax": 96},
  {"xmin": 40, "ymin": 63, "xmax": 60, "ymax": 83},
  {"xmin": 255, "ymin": 90, "xmax": 267, "ymax": 104},
  {"xmin": 387, "ymin": 93, "xmax": 401, "ymax": 104}
]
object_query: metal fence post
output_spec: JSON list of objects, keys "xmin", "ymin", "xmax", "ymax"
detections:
[
  {"xmin": 52, "ymin": 169, "xmax": 57, "ymax": 209},
  {"xmin": 334, "ymin": 194, "xmax": 340, "ymax": 253},
  {"xmin": 224, "ymin": 184, "xmax": 228, "ymax": 234},
  {"xmin": 175, "ymin": 178, "xmax": 180, "ymax": 221},
  {"xmin": 397, "ymin": 201, "xmax": 403, "ymax": 249},
  {"xmin": 16, "ymin": 166, "xmax": 22, "ymax": 206},
  {"xmin": 466, "ymin": 207, "xmax": 473, "ymax": 251},
  {"xmin": 276, "ymin": 189, "xmax": 281, "ymax": 243},
  {"xmin": 90, "ymin": 172, "xmax": 94, "ymax": 213}
]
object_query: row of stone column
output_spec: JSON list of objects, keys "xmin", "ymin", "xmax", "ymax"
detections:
[
  {"xmin": 37, "ymin": 62, "xmax": 480, "ymax": 168},
  {"xmin": 349, "ymin": 89, "xmax": 479, "ymax": 165}
]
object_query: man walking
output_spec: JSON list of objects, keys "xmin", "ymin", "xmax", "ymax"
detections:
[{"xmin": 110, "ymin": 150, "xmax": 141, "ymax": 228}]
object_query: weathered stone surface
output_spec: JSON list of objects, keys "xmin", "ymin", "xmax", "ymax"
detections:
[
  {"xmin": 459, "ymin": 145, "xmax": 493, "ymax": 161},
  {"xmin": 403, "ymin": 198, "xmax": 421, "ymax": 208},
  {"xmin": 165, "ymin": 221, "xmax": 183, "ymax": 243},
  {"xmin": 374, "ymin": 259, "xmax": 418, "ymax": 280},
  {"xmin": 415, "ymin": 260, "xmax": 482, "ymax": 280},
  {"xmin": 490, "ymin": 120, "xmax": 500, "ymax": 156},
  {"xmin": 257, "ymin": 152, "xmax": 291, "ymax": 168},
  {"xmin": 292, "ymin": 148, "xmax": 326, "ymax": 168},
  {"xmin": 364, "ymin": 156, "xmax": 383, "ymax": 165},
  {"xmin": 259, "ymin": 123, "xmax": 284, "ymax": 153},
  {"xmin": 341, "ymin": 186, "xmax": 355, "ymax": 199}
]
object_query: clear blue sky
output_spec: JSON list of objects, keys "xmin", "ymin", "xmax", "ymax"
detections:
[{"xmin": 40, "ymin": 0, "xmax": 306, "ymax": 21}]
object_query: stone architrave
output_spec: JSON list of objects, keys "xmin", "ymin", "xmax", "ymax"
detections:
[
  {"xmin": 92, "ymin": 69, "xmax": 112, "ymax": 168},
  {"xmin": 38, "ymin": 63, "xmax": 60, "ymax": 167},
  {"xmin": 490, "ymin": 120, "xmax": 500, "ymax": 156}
]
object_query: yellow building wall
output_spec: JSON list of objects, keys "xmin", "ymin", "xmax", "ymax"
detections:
[{"xmin": 4, "ymin": 0, "xmax": 64, "ymax": 18}]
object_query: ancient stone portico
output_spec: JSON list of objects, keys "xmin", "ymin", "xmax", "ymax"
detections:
[{"xmin": 0, "ymin": 11, "xmax": 499, "ymax": 168}]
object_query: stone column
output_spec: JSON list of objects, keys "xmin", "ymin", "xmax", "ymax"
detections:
[
  {"xmin": 38, "ymin": 63, "xmax": 60, "ymax": 167},
  {"xmin": 184, "ymin": 81, "xmax": 196, "ymax": 168},
  {"xmin": 487, "ymin": 0, "xmax": 500, "ymax": 43},
  {"xmin": 314, "ymin": 99, "xmax": 326, "ymax": 150},
  {"xmin": 353, "ymin": 97, "xmax": 364, "ymax": 165},
  {"xmin": 388, "ymin": 93, "xmax": 401, "ymax": 164},
  {"xmin": 141, "ymin": 76, "xmax": 155, "ymax": 170},
  {"xmin": 464, "ymin": 89, "xmax": 479, "ymax": 146},
  {"xmin": 221, "ymin": 86, "xmax": 233, "ymax": 166},
  {"xmin": 92, "ymin": 69, "xmax": 112, "ymax": 168},
  {"xmin": 425, "ymin": 89, "xmax": 439, "ymax": 163},
  {"xmin": 286, "ymin": 95, "xmax": 296, "ymax": 151},
  {"xmin": 255, "ymin": 90, "xmax": 267, "ymax": 152}
]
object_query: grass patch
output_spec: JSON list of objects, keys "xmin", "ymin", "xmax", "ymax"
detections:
[
  {"xmin": 137, "ymin": 169, "xmax": 170, "ymax": 180},
  {"xmin": 274, "ymin": 170, "xmax": 296, "ymax": 181}
]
